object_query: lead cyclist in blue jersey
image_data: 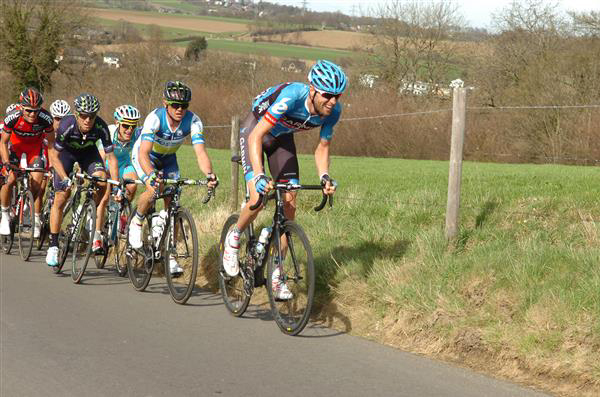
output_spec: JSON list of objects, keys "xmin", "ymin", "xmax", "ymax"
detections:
[
  {"xmin": 128, "ymin": 81, "xmax": 218, "ymax": 276},
  {"xmin": 222, "ymin": 59, "xmax": 346, "ymax": 300}
]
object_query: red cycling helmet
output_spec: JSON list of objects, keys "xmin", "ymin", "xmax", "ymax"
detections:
[{"xmin": 19, "ymin": 87, "xmax": 44, "ymax": 108}]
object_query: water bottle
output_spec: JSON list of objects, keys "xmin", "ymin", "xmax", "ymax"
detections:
[{"xmin": 255, "ymin": 227, "xmax": 272, "ymax": 258}]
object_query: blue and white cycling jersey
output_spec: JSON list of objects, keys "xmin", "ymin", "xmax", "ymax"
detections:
[
  {"xmin": 252, "ymin": 82, "xmax": 341, "ymax": 141},
  {"xmin": 137, "ymin": 107, "xmax": 204, "ymax": 157}
]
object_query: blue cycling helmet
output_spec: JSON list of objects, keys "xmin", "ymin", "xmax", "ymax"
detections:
[{"xmin": 308, "ymin": 60, "xmax": 347, "ymax": 95}]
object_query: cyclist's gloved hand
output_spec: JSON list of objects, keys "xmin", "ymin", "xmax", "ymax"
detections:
[
  {"xmin": 320, "ymin": 173, "xmax": 337, "ymax": 195},
  {"xmin": 253, "ymin": 173, "xmax": 271, "ymax": 195},
  {"xmin": 146, "ymin": 171, "xmax": 160, "ymax": 187},
  {"xmin": 57, "ymin": 177, "xmax": 72, "ymax": 191},
  {"xmin": 112, "ymin": 186, "xmax": 123, "ymax": 201},
  {"xmin": 206, "ymin": 173, "xmax": 219, "ymax": 189}
]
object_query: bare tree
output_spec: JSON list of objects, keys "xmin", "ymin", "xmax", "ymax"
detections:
[
  {"xmin": 367, "ymin": 0, "xmax": 465, "ymax": 91},
  {"xmin": 118, "ymin": 26, "xmax": 179, "ymax": 114},
  {"xmin": 569, "ymin": 10, "xmax": 600, "ymax": 36},
  {"xmin": 0, "ymin": 0, "xmax": 87, "ymax": 94}
]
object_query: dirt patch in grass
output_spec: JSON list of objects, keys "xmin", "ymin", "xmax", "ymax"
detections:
[{"xmin": 90, "ymin": 8, "xmax": 248, "ymax": 33}]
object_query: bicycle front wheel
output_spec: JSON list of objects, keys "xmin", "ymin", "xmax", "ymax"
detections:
[
  {"xmin": 218, "ymin": 214, "xmax": 251, "ymax": 317},
  {"xmin": 71, "ymin": 201, "xmax": 96, "ymax": 284},
  {"xmin": 17, "ymin": 190, "xmax": 35, "ymax": 261},
  {"xmin": 113, "ymin": 201, "xmax": 131, "ymax": 277},
  {"xmin": 126, "ymin": 207, "xmax": 154, "ymax": 291},
  {"xmin": 164, "ymin": 208, "xmax": 199, "ymax": 304},
  {"xmin": 266, "ymin": 221, "xmax": 315, "ymax": 336}
]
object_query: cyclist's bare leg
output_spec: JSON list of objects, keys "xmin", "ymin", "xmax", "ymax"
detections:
[
  {"xmin": 0, "ymin": 171, "xmax": 16, "ymax": 208},
  {"xmin": 92, "ymin": 170, "xmax": 108, "ymax": 233},
  {"xmin": 50, "ymin": 189, "xmax": 71, "ymax": 234},
  {"xmin": 235, "ymin": 178, "xmax": 265, "ymax": 232},
  {"xmin": 123, "ymin": 171, "xmax": 137, "ymax": 201},
  {"xmin": 30, "ymin": 171, "xmax": 44, "ymax": 214}
]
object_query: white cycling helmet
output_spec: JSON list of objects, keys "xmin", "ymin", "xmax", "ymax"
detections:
[
  {"xmin": 114, "ymin": 104, "xmax": 141, "ymax": 124},
  {"xmin": 50, "ymin": 99, "xmax": 71, "ymax": 118},
  {"xmin": 5, "ymin": 103, "xmax": 19, "ymax": 114}
]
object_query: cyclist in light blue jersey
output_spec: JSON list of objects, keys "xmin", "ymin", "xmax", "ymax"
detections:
[
  {"xmin": 128, "ymin": 81, "xmax": 218, "ymax": 276},
  {"xmin": 223, "ymin": 60, "xmax": 347, "ymax": 300},
  {"xmin": 96, "ymin": 104, "xmax": 141, "ymax": 252}
]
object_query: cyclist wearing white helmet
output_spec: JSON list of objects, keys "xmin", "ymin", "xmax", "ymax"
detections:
[
  {"xmin": 95, "ymin": 105, "xmax": 141, "ymax": 253},
  {"xmin": 222, "ymin": 60, "xmax": 347, "ymax": 300},
  {"xmin": 49, "ymin": 99, "xmax": 70, "ymax": 130}
]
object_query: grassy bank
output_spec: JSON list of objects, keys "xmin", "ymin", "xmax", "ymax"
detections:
[{"xmin": 176, "ymin": 146, "xmax": 599, "ymax": 396}]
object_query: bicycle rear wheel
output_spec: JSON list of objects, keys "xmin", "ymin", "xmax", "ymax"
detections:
[
  {"xmin": 164, "ymin": 208, "xmax": 198, "ymax": 304},
  {"xmin": 17, "ymin": 190, "xmax": 35, "ymax": 261},
  {"xmin": 218, "ymin": 214, "xmax": 251, "ymax": 317},
  {"xmin": 266, "ymin": 221, "xmax": 315, "ymax": 336},
  {"xmin": 71, "ymin": 201, "xmax": 96, "ymax": 284},
  {"xmin": 126, "ymin": 207, "xmax": 154, "ymax": 291},
  {"xmin": 37, "ymin": 190, "xmax": 52, "ymax": 250},
  {"xmin": 113, "ymin": 201, "xmax": 131, "ymax": 277}
]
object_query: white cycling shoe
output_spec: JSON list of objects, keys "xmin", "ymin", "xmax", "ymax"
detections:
[
  {"xmin": 0, "ymin": 214, "xmax": 10, "ymax": 236},
  {"xmin": 271, "ymin": 266, "xmax": 293, "ymax": 301},
  {"xmin": 46, "ymin": 246, "xmax": 59, "ymax": 267},
  {"xmin": 222, "ymin": 230, "xmax": 240, "ymax": 277},
  {"xmin": 169, "ymin": 258, "xmax": 184, "ymax": 277},
  {"xmin": 33, "ymin": 219, "xmax": 41, "ymax": 239},
  {"xmin": 128, "ymin": 221, "xmax": 143, "ymax": 249}
]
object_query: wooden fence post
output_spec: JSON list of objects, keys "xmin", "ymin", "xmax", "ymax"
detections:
[
  {"xmin": 230, "ymin": 115, "xmax": 240, "ymax": 212},
  {"xmin": 446, "ymin": 87, "xmax": 467, "ymax": 240}
]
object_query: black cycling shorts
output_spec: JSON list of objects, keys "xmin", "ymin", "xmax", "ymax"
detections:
[
  {"xmin": 239, "ymin": 112, "xmax": 299, "ymax": 183},
  {"xmin": 53, "ymin": 147, "xmax": 105, "ymax": 190}
]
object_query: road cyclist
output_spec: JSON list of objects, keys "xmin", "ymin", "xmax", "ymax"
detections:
[
  {"xmin": 128, "ymin": 80, "xmax": 218, "ymax": 277},
  {"xmin": 45, "ymin": 93, "xmax": 119, "ymax": 268},
  {"xmin": 221, "ymin": 59, "xmax": 345, "ymax": 301},
  {"xmin": 0, "ymin": 88, "xmax": 53, "ymax": 243}
]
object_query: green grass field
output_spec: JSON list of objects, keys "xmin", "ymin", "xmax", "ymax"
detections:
[{"xmin": 175, "ymin": 145, "xmax": 599, "ymax": 394}]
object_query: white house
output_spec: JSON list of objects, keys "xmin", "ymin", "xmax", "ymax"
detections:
[{"xmin": 103, "ymin": 52, "xmax": 123, "ymax": 68}]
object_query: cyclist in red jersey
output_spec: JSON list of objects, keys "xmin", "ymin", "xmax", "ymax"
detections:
[{"xmin": 0, "ymin": 88, "xmax": 53, "ymax": 238}]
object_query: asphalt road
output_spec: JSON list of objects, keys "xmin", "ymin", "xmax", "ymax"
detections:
[{"xmin": 1, "ymin": 250, "xmax": 552, "ymax": 397}]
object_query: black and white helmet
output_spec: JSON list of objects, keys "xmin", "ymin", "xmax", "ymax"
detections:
[
  {"xmin": 50, "ymin": 99, "xmax": 71, "ymax": 118},
  {"xmin": 74, "ymin": 93, "xmax": 100, "ymax": 114},
  {"xmin": 163, "ymin": 81, "xmax": 191, "ymax": 103}
]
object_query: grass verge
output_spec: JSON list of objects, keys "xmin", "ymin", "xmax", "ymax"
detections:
[{"xmin": 177, "ymin": 146, "xmax": 600, "ymax": 396}]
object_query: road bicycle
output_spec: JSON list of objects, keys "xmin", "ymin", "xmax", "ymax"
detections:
[
  {"xmin": 94, "ymin": 178, "xmax": 142, "ymax": 276},
  {"xmin": 218, "ymin": 155, "xmax": 333, "ymax": 336},
  {"xmin": 125, "ymin": 177, "xmax": 214, "ymax": 304},
  {"xmin": 1, "ymin": 165, "xmax": 45, "ymax": 260},
  {"xmin": 53, "ymin": 173, "xmax": 119, "ymax": 283}
]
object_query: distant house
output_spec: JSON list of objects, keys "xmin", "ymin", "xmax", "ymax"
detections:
[
  {"xmin": 359, "ymin": 74, "xmax": 379, "ymax": 88},
  {"xmin": 281, "ymin": 60, "xmax": 306, "ymax": 73},
  {"xmin": 103, "ymin": 52, "xmax": 123, "ymax": 68},
  {"xmin": 61, "ymin": 48, "xmax": 95, "ymax": 65}
]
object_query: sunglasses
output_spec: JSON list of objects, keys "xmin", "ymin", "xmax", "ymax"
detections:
[
  {"xmin": 169, "ymin": 102, "xmax": 189, "ymax": 110},
  {"xmin": 120, "ymin": 123, "xmax": 136, "ymax": 130},
  {"xmin": 78, "ymin": 113, "xmax": 96, "ymax": 120},
  {"xmin": 23, "ymin": 108, "xmax": 41, "ymax": 114},
  {"xmin": 53, "ymin": 117, "xmax": 62, "ymax": 122},
  {"xmin": 319, "ymin": 92, "xmax": 341, "ymax": 101}
]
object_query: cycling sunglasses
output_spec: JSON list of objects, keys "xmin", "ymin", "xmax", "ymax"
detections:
[
  {"xmin": 120, "ymin": 123, "xmax": 137, "ymax": 130},
  {"xmin": 77, "ymin": 112, "xmax": 97, "ymax": 120},
  {"xmin": 316, "ymin": 90, "xmax": 341, "ymax": 101},
  {"xmin": 22, "ymin": 107, "xmax": 41, "ymax": 114},
  {"xmin": 168, "ymin": 102, "xmax": 189, "ymax": 110}
]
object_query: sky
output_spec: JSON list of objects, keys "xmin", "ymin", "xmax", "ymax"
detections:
[{"xmin": 267, "ymin": 0, "xmax": 600, "ymax": 29}]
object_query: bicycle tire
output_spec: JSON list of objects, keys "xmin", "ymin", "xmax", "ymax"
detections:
[
  {"xmin": 126, "ymin": 206, "xmax": 154, "ymax": 291},
  {"xmin": 2, "ymin": 188, "xmax": 17, "ymax": 254},
  {"xmin": 71, "ymin": 201, "xmax": 96, "ymax": 284},
  {"xmin": 218, "ymin": 214, "xmax": 251, "ymax": 317},
  {"xmin": 37, "ymin": 187, "xmax": 52, "ymax": 250},
  {"xmin": 266, "ymin": 221, "xmax": 315, "ymax": 336},
  {"xmin": 164, "ymin": 207, "xmax": 199, "ymax": 304},
  {"xmin": 55, "ymin": 191, "xmax": 77, "ymax": 274},
  {"xmin": 17, "ymin": 190, "xmax": 35, "ymax": 261},
  {"xmin": 114, "ymin": 201, "xmax": 131, "ymax": 277},
  {"xmin": 93, "ymin": 206, "xmax": 111, "ymax": 270}
]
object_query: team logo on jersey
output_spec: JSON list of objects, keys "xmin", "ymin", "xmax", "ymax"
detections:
[{"xmin": 270, "ymin": 98, "xmax": 291, "ymax": 115}]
